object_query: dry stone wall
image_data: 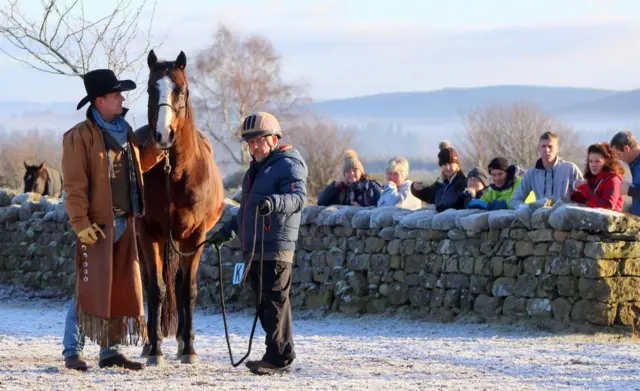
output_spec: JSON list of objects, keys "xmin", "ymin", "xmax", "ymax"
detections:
[{"xmin": 1, "ymin": 188, "xmax": 639, "ymax": 331}]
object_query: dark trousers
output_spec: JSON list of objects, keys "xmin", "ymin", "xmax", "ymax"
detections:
[{"xmin": 248, "ymin": 260, "xmax": 296, "ymax": 366}]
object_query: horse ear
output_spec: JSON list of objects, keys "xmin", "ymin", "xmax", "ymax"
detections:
[
  {"xmin": 24, "ymin": 161, "xmax": 28, "ymax": 169},
  {"xmin": 147, "ymin": 50, "xmax": 158, "ymax": 69},
  {"xmin": 38, "ymin": 162, "xmax": 46, "ymax": 170},
  {"xmin": 175, "ymin": 51, "xmax": 187, "ymax": 70}
]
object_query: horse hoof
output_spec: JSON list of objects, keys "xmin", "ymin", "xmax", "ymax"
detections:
[
  {"xmin": 176, "ymin": 342, "xmax": 185, "ymax": 360},
  {"xmin": 140, "ymin": 344, "xmax": 151, "ymax": 358},
  {"xmin": 180, "ymin": 354, "xmax": 199, "ymax": 365},
  {"xmin": 146, "ymin": 355, "xmax": 165, "ymax": 366}
]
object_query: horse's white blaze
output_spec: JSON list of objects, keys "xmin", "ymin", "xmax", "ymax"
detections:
[{"xmin": 156, "ymin": 76, "xmax": 175, "ymax": 146}]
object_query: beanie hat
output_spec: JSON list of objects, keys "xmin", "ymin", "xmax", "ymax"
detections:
[
  {"xmin": 467, "ymin": 167, "xmax": 490, "ymax": 187},
  {"xmin": 438, "ymin": 140, "xmax": 452, "ymax": 150},
  {"xmin": 343, "ymin": 149, "xmax": 365, "ymax": 174},
  {"xmin": 488, "ymin": 157, "xmax": 509, "ymax": 172},
  {"xmin": 437, "ymin": 141, "xmax": 460, "ymax": 167},
  {"xmin": 386, "ymin": 157, "xmax": 410, "ymax": 181}
]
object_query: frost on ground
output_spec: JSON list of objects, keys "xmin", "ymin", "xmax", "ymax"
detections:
[{"xmin": 0, "ymin": 285, "xmax": 638, "ymax": 391}]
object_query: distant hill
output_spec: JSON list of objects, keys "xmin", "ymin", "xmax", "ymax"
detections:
[
  {"xmin": 0, "ymin": 85, "xmax": 626, "ymax": 124},
  {"xmin": 555, "ymin": 89, "xmax": 640, "ymax": 116},
  {"xmin": 311, "ymin": 85, "xmax": 620, "ymax": 119},
  {"xmin": 1, "ymin": 85, "xmax": 638, "ymax": 162}
]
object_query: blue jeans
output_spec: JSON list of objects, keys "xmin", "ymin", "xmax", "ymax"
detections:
[
  {"xmin": 62, "ymin": 297, "xmax": 122, "ymax": 360},
  {"xmin": 62, "ymin": 217, "xmax": 128, "ymax": 360}
]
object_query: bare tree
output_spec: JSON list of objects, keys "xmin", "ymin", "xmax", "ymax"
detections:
[
  {"xmin": 0, "ymin": 0, "xmax": 162, "ymax": 103},
  {"xmin": 283, "ymin": 115, "xmax": 355, "ymax": 199},
  {"xmin": 189, "ymin": 23, "xmax": 311, "ymax": 167},
  {"xmin": 458, "ymin": 103, "xmax": 585, "ymax": 169}
]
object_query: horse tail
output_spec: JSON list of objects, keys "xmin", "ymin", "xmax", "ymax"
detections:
[{"xmin": 161, "ymin": 241, "xmax": 180, "ymax": 337}]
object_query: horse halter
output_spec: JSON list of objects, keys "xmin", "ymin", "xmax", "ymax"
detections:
[{"xmin": 157, "ymin": 87, "xmax": 189, "ymax": 118}]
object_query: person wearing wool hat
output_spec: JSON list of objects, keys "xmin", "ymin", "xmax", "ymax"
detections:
[
  {"xmin": 377, "ymin": 157, "xmax": 423, "ymax": 209},
  {"xmin": 318, "ymin": 148, "xmax": 382, "ymax": 207},
  {"xmin": 468, "ymin": 156, "xmax": 535, "ymax": 210},
  {"xmin": 463, "ymin": 167, "xmax": 490, "ymax": 208},
  {"xmin": 411, "ymin": 140, "xmax": 467, "ymax": 212}
]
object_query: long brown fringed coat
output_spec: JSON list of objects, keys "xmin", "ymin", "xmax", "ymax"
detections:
[{"xmin": 62, "ymin": 108, "xmax": 165, "ymax": 347}]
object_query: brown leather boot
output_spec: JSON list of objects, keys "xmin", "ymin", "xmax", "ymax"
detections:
[
  {"xmin": 99, "ymin": 354, "xmax": 145, "ymax": 370},
  {"xmin": 64, "ymin": 354, "xmax": 89, "ymax": 371}
]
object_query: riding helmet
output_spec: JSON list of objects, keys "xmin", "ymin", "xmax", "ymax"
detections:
[{"xmin": 240, "ymin": 111, "xmax": 283, "ymax": 141}]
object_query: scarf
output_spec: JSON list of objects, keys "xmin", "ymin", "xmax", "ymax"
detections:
[
  {"xmin": 91, "ymin": 107, "xmax": 142, "ymax": 219},
  {"xmin": 92, "ymin": 107, "xmax": 128, "ymax": 133}
]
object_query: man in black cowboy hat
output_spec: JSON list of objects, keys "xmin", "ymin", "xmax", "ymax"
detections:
[{"xmin": 60, "ymin": 69, "xmax": 165, "ymax": 371}]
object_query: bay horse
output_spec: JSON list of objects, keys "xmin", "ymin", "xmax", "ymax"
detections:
[
  {"xmin": 137, "ymin": 49, "xmax": 225, "ymax": 365},
  {"xmin": 23, "ymin": 161, "xmax": 63, "ymax": 197}
]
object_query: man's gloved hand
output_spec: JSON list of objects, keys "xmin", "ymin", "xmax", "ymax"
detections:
[
  {"xmin": 208, "ymin": 229, "xmax": 232, "ymax": 247},
  {"xmin": 257, "ymin": 198, "xmax": 273, "ymax": 216},
  {"xmin": 467, "ymin": 199, "xmax": 488, "ymax": 209},
  {"xmin": 77, "ymin": 223, "xmax": 106, "ymax": 244}
]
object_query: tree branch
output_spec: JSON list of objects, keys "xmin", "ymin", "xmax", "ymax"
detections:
[{"xmin": 0, "ymin": 0, "xmax": 163, "ymax": 102}]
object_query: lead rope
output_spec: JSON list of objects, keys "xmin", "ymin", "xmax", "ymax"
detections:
[{"xmin": 215, "ymin": 205, "xmax": 264, "ymax": 367}]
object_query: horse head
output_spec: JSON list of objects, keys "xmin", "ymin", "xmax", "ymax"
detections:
[
  {"xmin": 146, "ymin": 49, "xmax": 190, "ymax": 149},
  {"xmin": 23, "ymin": 161, "xmax": 47, "ymax": 194}
]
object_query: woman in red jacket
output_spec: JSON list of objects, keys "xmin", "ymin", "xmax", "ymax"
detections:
[{"xmin": 570, "ymin": 142, "xmax": 625, "ymax": 211}]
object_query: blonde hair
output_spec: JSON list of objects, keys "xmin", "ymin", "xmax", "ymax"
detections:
[{"xmin": 386, "ymin": 157, "xmax": 409, "ymax": 181}]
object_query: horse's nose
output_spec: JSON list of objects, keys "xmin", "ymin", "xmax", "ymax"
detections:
[
  {"xmin": 168, "ymin": 130, "xmax": 175, "ymax": 143},
  {"xmin": 155, "ymin": 132, "xmax": 162, "ymax": 143}
]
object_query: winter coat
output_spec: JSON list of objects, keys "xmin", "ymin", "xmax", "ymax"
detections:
[
  {"xmin": 570, "ymin": 170, "xmax": 624, "ymax": 211},
  {"xmin": 43, "ymin": 166, "xmax": 63, "ymax": 197},
  {"xmin": 62, "ymin": 107, "xmax": 166, "ymax": 346},
  {"xmin": 463, "ymin": 186, "xmax": 488, "ymax": 209},
  {"xmin": 317, "ymin": 175, "xmax": 382, "ymax": 207},
  {"xmin": 377, "ymin": 180, "xmax": 423, "ymax": 210},
  {"xmin": 223, "ymin": 145, "xmax": 308, "ymax": 262},
  {"xmin": 480, "ymin": 165, "xmax": 535, "ymax": 210},
  {"xmin": 627, "ymin": 155, "xmax": 640, "ymax": 215},
  {"xmin": 411, "ymin": 171, "xmax": 467, "ymax": 212},
  {"xmin": 511, "ymin": 157, "xmax": 583, "ymax": 208}
]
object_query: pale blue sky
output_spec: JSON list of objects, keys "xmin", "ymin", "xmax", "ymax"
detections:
[{"xmin": 1, "ymin": 0, "xmax": 640, "ymax": 108}]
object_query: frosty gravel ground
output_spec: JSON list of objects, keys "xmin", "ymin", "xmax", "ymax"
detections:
[{"xmin": 0, "ymin": 285, "xmax": 638, "ymax": 390}]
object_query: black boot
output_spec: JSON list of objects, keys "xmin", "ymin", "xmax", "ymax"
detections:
[
  {"xmin": 249, "ymin": 360, "xmax": 292, "ymax": 375},
  {"xmin": 64, "ymin": 354, "xmax": 88, "ymax": 371},
  {"xmin": 99, "ymin": 354, "xmax": 145, "ymax": 370}
]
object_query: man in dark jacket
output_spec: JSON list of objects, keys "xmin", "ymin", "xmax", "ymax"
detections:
[{"xmin": 209, "ymin": 111, "xmax": 308, "ymax": 375}]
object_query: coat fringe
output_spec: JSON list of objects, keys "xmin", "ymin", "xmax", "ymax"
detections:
[{"xmin": 75, "ymin": 298, "xmax": 148, "ymax": 347}]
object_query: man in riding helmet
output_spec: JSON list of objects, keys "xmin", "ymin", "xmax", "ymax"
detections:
[{"xmin": 209, "ymin": 111, "xmax": 308, "ymax": 375}]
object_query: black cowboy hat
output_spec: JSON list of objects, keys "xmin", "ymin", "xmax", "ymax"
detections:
[{"xmin": 76, "ymin": 69, "xmax": 136, "ymax": 110}]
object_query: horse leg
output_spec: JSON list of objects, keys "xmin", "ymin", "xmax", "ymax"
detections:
[
  {"xmin": 178, "ymin": 231, "xmax": 205, "ymax": 364},
  {"xmin": 175, "ymin": 268, "xmax": 185, "ymax": 359},
  {"xmin": 138, "ymin": 232, "xmax": 152, "ymax": 358},
  {"xmin": 139, "ymin": 231, "xmax": 167, "ymax": 366}
]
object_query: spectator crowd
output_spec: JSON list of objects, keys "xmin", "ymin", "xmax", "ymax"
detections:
[{"xmin": 317, "ymin": 130, "xmax": 640, "ymax": 218}]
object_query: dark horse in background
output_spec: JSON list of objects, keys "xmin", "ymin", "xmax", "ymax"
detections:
[
  {"xmin": 23, "ymin": 161, "xmax": 63, "ymax": 197},
  {"xmin": 136, "ymin": 49, "xmax": 225, "ymax": 365}
]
